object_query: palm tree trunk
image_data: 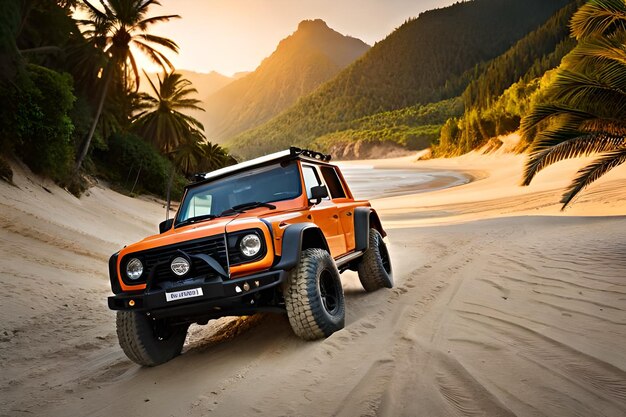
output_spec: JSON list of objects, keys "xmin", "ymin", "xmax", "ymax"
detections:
[
  {"xmin": 165, "ymin": 164, "xmax": 175, "ymax": 220},
  {"xmin": 73, "ymin": 64, "xmax": 113, "ymax": 176}
]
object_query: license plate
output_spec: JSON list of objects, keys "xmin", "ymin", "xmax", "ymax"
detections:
[{"xmin": 165, "ymin": 287, "xmax": 203, "ymax": 302}]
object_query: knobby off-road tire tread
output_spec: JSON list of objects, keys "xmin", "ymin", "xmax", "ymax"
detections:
[
  {"xmin": 116, "ymin": 311, "xmax": 187, "ymax": 367},
  {"xmin": 358, "ymin": 228, "xmax": 393, "ymax": 292},
  {"xmin": 284, "ymin": 248, "xmax": 345, "ymax": 340}
]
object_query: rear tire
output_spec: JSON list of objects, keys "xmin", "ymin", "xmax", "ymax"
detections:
[
  {"xmin": 284, "ymin": 248, "xmax": 345, "ymax": 340},
  {"xmin": 358, "ymin": 228, "xmax": 393, "ymax": 292},
  {"xmin": 116, "ymin": 311, "xmax": 188, "ymax": 366}
]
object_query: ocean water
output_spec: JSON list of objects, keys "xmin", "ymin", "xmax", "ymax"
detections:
[{"xmin": 338, "ymin": 165, "xmax": 470, "ymax": 200}]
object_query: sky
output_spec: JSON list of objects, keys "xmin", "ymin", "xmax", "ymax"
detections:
[{"xmin": 130, "ymin": 0, "xmax": 458, "ymax": 76}]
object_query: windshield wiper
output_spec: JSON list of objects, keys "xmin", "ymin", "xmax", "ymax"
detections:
[
  {"xmin": 219, "ymin": 201, "xmax": 277, "ymax": 217},
  {"xmin": 176, "ymin": 214, "xmax": 217, "ymax": 228}
]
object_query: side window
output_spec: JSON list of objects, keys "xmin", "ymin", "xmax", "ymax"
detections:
[
  {"xmin": 302, "ymin": 165, "xmax": 322, "ymax": 199},
  {"xmin": 320, "ymin": 166, "xmax": 347, "ymax": 198}
]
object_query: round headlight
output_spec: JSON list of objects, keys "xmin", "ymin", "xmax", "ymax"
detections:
[
  {"xmin": 240, "ymin": 234, "xmax": 262, "ymax": 257},
  {"xmin": 126, "ymin": 258, "xmax": 143, "ymax": 280}
]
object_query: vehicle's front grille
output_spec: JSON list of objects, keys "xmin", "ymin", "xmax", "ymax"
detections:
[{"xmin": 120, "ymin": 235, "xmax": 227, "ymax": 285}]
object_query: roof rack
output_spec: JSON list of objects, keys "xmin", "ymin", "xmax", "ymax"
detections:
[
  {"xmin": 290, "ymin": 147, "xmax": 332, "ymax": 162},
  {"xmin": 189, "ymin": 147, "xmax": 332, "ymax": 185}
]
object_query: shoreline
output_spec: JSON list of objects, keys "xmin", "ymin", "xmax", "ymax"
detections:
[
  {"xmin": 342, "ymin": 151, "xmax": 626, "ymax": 228},
  {"xmin": 337, "ymin": 163, "xmax": 474, "ymax": 200}
]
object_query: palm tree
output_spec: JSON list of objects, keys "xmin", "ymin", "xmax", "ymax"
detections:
[
  {"xmin": 133, "ymin": 70, "xmax": 206, "ymax": 216},
  {"xmin": 132, "ymin": 71, "xmax": 205, "ymax": 153},
  {"xmin": 521, "ymin": 0, "xmax": 626, "ymax": 208},
  {"xmin": 196, "ymin": 142, "xmax": 236, "ymax": 173},
  {"xmin": 73, "ymin": 0, "xmax": 180, "ymax": 174},
  {"xmin": 172, "ymin": 132, "xmax": 204, "ymax": 177}
]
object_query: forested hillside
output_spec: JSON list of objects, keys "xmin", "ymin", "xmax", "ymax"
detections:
[
  {"xmin": 228, "ymin": 0, "xmax": 571, "ymax": 159},
  {"xmin": 202, "ymin": 19, "xmax": 369, "ymax": 141},
  {"xmin": 435, "ymin": 0, "xmax": 584, "ymax": 156},
  {"xmin": 313, "ymin": 98, "xmax": 463, "ymax": 158}
]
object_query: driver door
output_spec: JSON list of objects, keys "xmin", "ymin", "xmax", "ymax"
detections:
[{"xmin": 301, "ymin": 164, "xmax": 346, "ymax": 257}]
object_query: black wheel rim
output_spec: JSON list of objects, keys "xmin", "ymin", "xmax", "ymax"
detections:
[
  {"xmin": 378, "ymin": 239, "xmax": 392, "ymax": 274},
  {"xmin": 319, "ymin": 269, "xmax": 340, "ymax": 316}
]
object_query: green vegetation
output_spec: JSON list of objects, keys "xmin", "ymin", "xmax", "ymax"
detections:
[
  {"xmin": 522, "ymin": 0, "xmax": 626, "ymax": 207},
  {"xmin": 73, "ymin": 0, "xmax": 181, "ymax": 174},
  {"xmin": 1, "ymin": 64, "xmax": 75, "ymax": 181},
  {"xmin": 433, "ymin": 1, "xmax": 583, "ymax": 157},
  {"xmin": 229, "ymin": 0, "xmax": 570, "ymax": 159},
  {"xmin": 0, "ymin": 0, "xmax": 233, "ymax": 200},
  {"xmin": 313, "ymin": 98, "xmax": 463, "ymax": 153},
  {"xmin": 95, "ymin": 132, "xmax": 186, "ymax": 199},
  {"xmin": 133, "ymin": 71, "xmax": 206, "ymax": 154}
]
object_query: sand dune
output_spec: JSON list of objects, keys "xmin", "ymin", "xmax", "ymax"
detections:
[{"xmin": 1, "ymin": 150, "xmax": 625, "ymax": 416}]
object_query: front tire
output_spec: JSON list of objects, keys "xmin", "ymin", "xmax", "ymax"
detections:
[
  {"xmin": 284, "ymin": 248, "xmax": 345, "ymax": 340},
  {"xmin": 116, "ymin": 311, "xmax": 188, "ymax": 366},
  {"xmin": 358, "ymin": 228, "xmax": 393, "ymax": 292}
]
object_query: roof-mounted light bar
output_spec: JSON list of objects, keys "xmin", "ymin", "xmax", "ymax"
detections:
[
  {"xmin": 190, "ymin": 147, "xmax": 332, "ymax": 184},
  {"xmin": 290, "ymin": 147, "xmax": 332, "ymax": 162}
]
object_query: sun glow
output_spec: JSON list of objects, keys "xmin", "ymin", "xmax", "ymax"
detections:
[
  {"xmin": 72, "ymin": 6, "xmax": 179, "ymax": 75},
  {"xmin": 72, "ymin": 0, "xmax": 458, "ymax": 76}
]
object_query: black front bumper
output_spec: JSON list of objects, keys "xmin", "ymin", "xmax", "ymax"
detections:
[{"xmin": 108, "ymin": 269, "xmax": 288, "ymax": 318}]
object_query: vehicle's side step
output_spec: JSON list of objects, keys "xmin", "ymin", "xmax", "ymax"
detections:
[{"xmin": 335, "ymin": 251, "xmax": 364, "ymax": 272}]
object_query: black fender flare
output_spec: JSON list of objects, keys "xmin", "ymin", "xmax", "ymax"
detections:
[
  {"xmin": 274, "ymin": 222, "xmax": 329, "ymax": 271},
  {"xmin": 109, "ymin": 252, "xmax": 122, "ymax": 294},
  {"xmin": 354, "ymin": 207, "xmax": 386, "ymax": 252}
]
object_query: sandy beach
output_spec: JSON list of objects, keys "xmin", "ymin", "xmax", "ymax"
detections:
[{"xmin": 1, "ymin": 147, "xmax": 625, "ymax": 416}]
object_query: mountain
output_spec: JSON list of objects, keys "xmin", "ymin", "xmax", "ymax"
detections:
[
  {"xmin": 232, "ymin": 71, "xmax": 250, "ymax": 80},
  {"xmin": 228, "ymin": 0, "xmax": 572, "ymax": 159},
  {"xmin": 202, "ymin": 19, "xmax": 370, "ymax": 141}
]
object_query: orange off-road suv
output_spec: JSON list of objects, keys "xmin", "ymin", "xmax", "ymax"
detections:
[{"xmin": 108, "ymin": 148, "xmax": 393, "ymax": 366}]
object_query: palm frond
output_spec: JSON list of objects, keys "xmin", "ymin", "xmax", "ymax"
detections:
[
  {"xmin": 127, "ymin": 52, "xmax": 140, "ymax": 91},
  {"xmin": 561, "ymin": 147, "xmax": 626, "ymax": 208},
  {"xmin": 523, "ymin": 133, "xmax": 626, "ymax": 185},
  {"xmin": 82, "ymin": 0, "xmax": 108, "ymax": 20},
  {"xmin": 570, "ymin": 34, "xmax": 626, "ymax": 67},
  {"xmin": 136, "ymin": 33, "xmax": 179, "ymax": 53},
  {"xmin": 137, "ymin": 14, "xmax": 180, "ymax": 30},
  {"xmin": 170, "ymin": 98, "xmax": 205, "ymax": 111},
  {"xmin": 580, "ymin": 118, "xmax": 626, "ymax": 135},
  {"xmin": 97, "ymin": 0, "xmax": 114, "ymax": 17},
  {"xmin": 521, "ymin": 104, "xmax": 597, "ymax": 141},
  {"xmin": 549, "ymin": 67, "xmax": 626, "ymax": 107},
  {"xmin": 570, "ymin": 0, "xmax": 626, "ymax": 39},
  {"xmin": 133, "ymin": 40, "xmax": 174, "ymax": 70},
  {"xmin": 142, "ymin": 69, "xmax": 161, "ymax": 100},
  {"xmin": 171, "ymin": 87, "xmax": 199, "ymax": 100}
]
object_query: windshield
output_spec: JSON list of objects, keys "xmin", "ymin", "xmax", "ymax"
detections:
[{"xmin": 176, "ymin": 162, "xmax": 302, "ymax": 225}]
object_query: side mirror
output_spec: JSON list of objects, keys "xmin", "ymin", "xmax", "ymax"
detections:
[
  {"xmin": 309, "ymin": 185, "xmax": 329, "ymax": 205},
  {"xmin": 159, "ymin": 218, "xmax": 174, "ymax": 234}
]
